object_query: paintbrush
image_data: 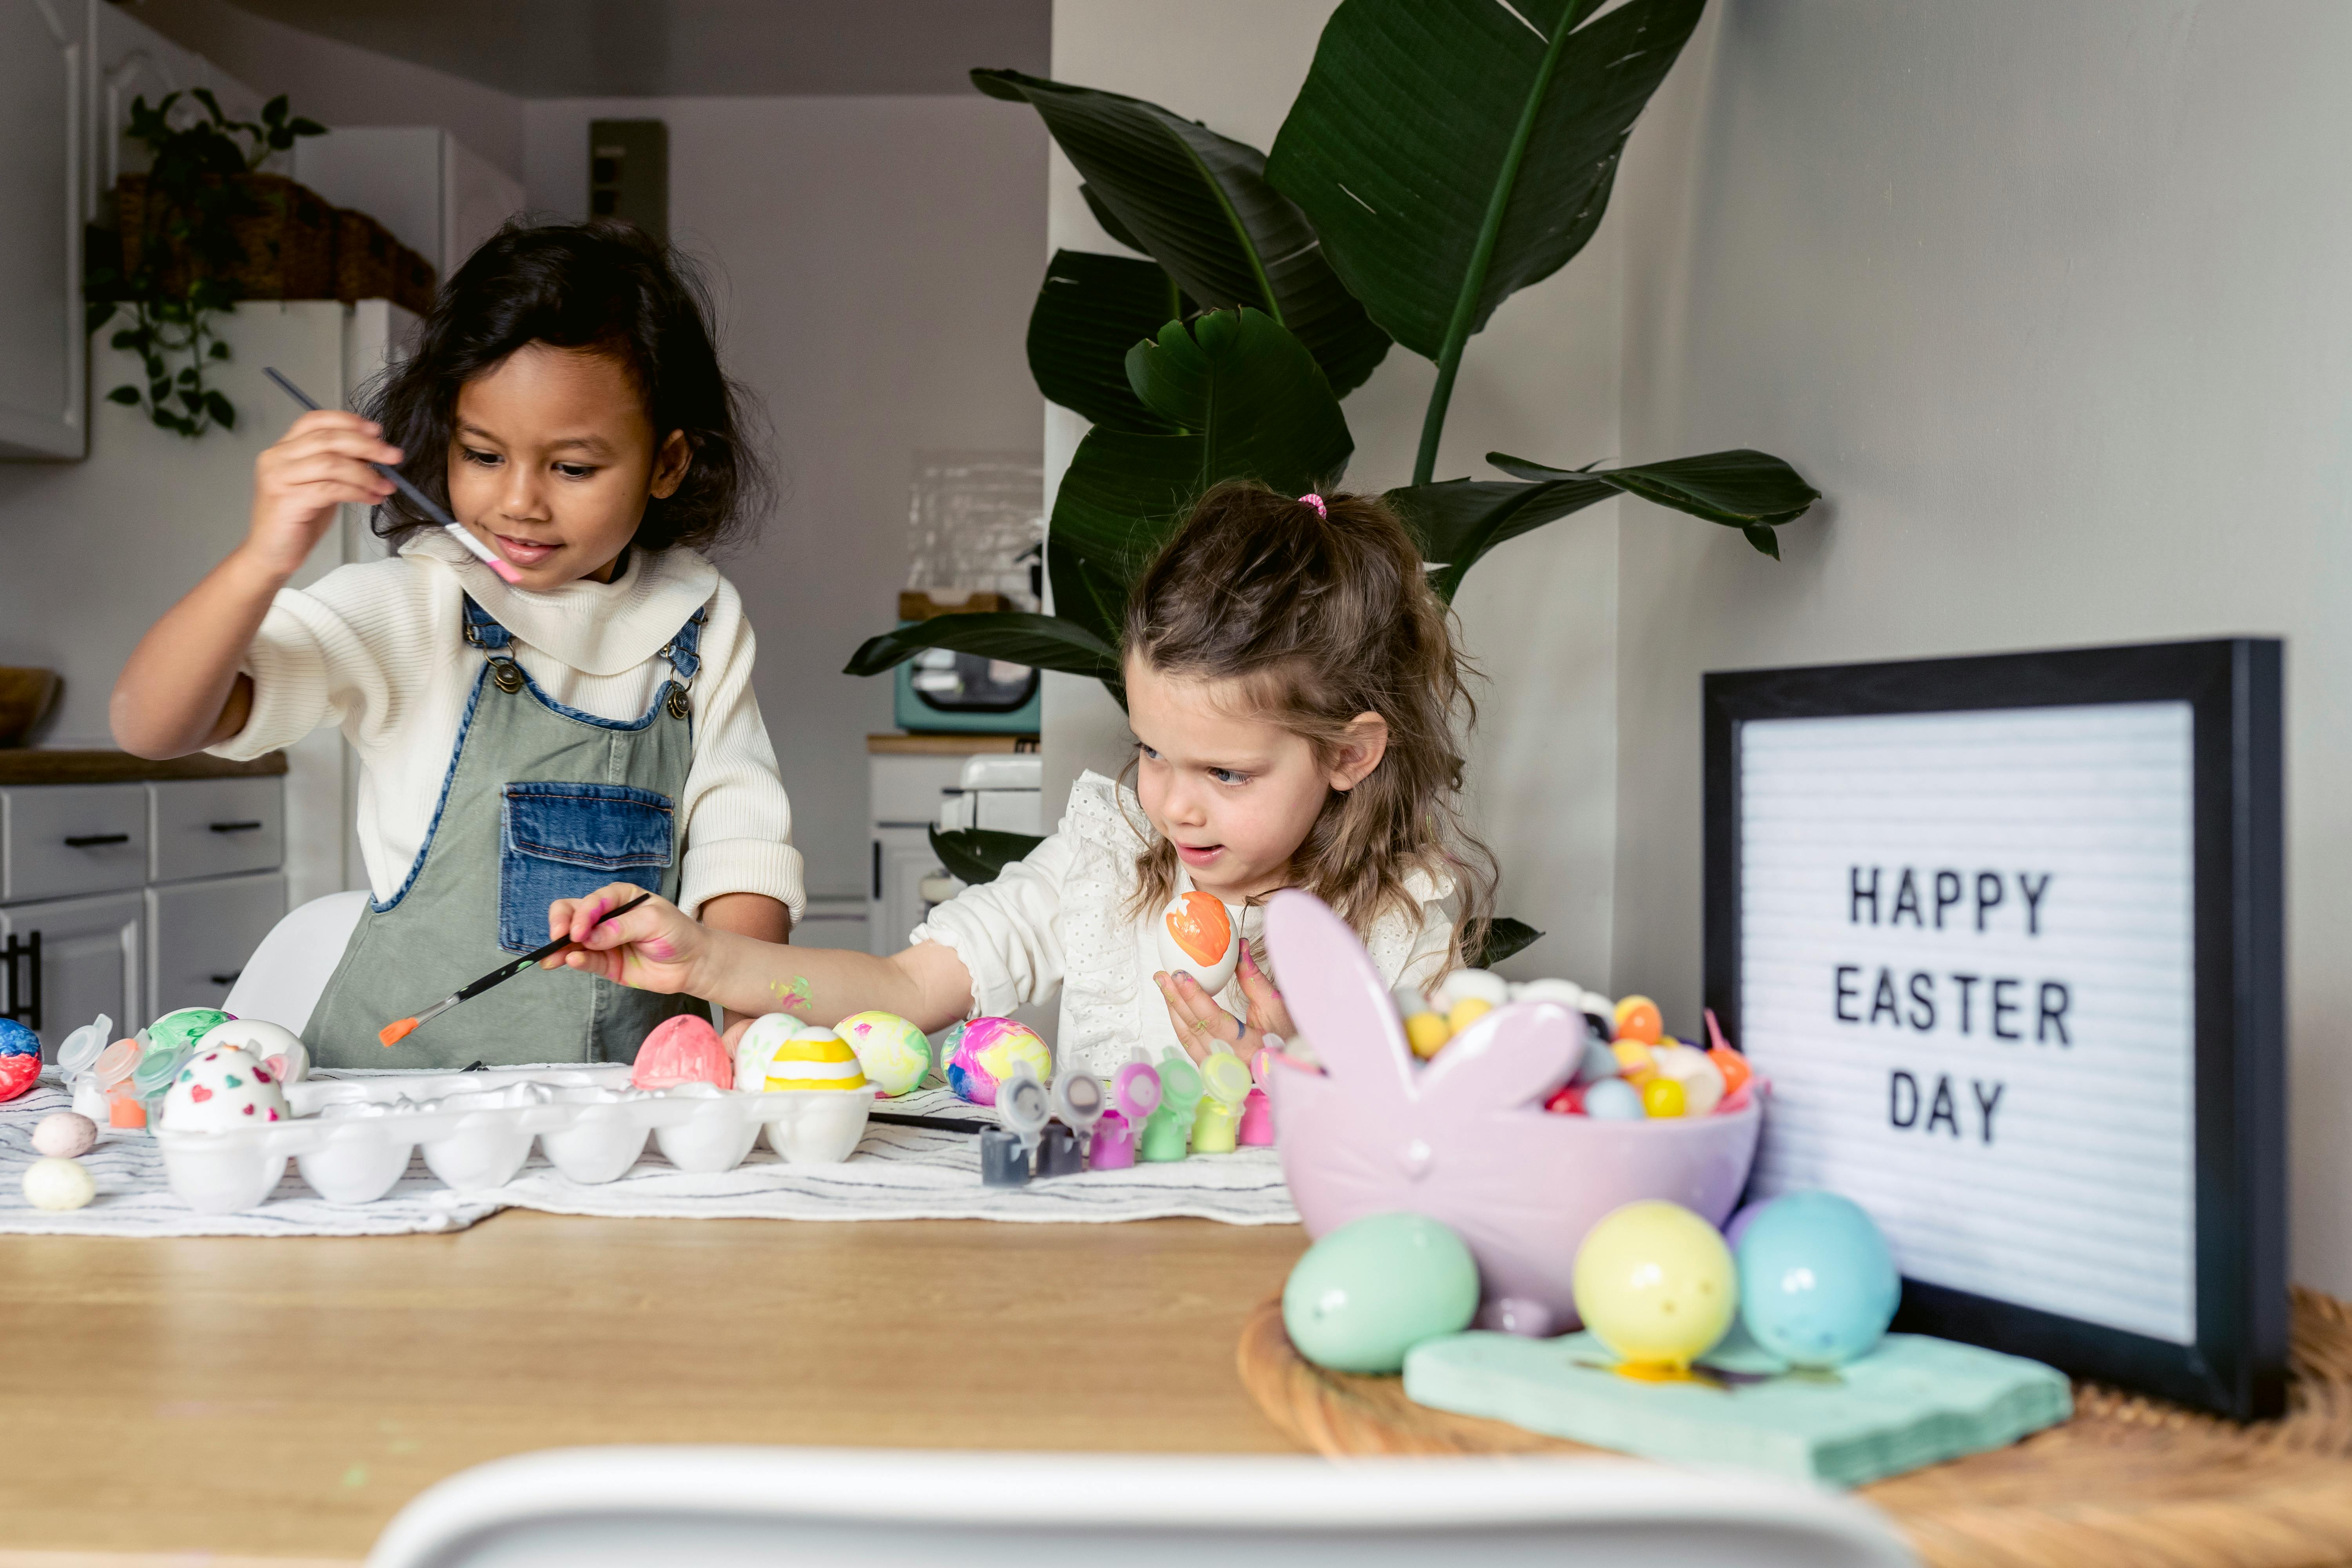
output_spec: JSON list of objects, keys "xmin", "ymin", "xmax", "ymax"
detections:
[
  {"xmin": 261, "ymin": 367, "xmax": 524, "ymax": 585},
  {"xmin": 379, "ymin": 893, "xmax": 652, "ymax": 1047}
]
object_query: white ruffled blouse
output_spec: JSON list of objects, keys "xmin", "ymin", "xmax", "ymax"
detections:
[{"xmin": 909, "ymin": 771, "xmax": 1459, "ymax": 1078}]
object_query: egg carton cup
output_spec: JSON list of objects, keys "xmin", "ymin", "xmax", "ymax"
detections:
[{"xmin": 154, "ymin": 1065, "xmax": 876, "ymax": 1215}]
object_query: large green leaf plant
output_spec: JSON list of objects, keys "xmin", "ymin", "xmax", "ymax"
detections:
[{"xmin": 849, "ymin": 0, "xmax": 1818, "ymax": 962}]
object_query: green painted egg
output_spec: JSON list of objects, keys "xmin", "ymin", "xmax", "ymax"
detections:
[{"xmin": 1282, "ymin": 1212, "xmax": 1481, "ymax": 1374}]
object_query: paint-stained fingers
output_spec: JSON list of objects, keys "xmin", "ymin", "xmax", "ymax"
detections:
[{"xmin": 1236, "ymin": 947, "xmax": 1291, "ymax": 1037}]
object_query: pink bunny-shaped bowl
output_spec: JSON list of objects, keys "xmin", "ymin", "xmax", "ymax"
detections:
[{"xmin": 1266, "ymin": 889, "xmax": 1760, "ymax": 1337}]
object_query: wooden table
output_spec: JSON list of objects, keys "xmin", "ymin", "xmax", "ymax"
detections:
[{"xmin": 0, "ymin": 1211, "xmax": 1309, "ymax": 1566}]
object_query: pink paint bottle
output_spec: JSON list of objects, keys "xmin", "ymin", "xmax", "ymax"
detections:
[
  {"xmin": 1089, "ymin": 1109, "xmax": 1134, "ymax": 1169},
  {"xmin": 1236, "ymin": 1087, "xmax": 1274, "ymax": 1145}
]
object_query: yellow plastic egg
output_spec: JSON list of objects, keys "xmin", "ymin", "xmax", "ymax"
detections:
[
  {"xmin": 1445, "ymin": 997, "xmax": 1493, "ymax": 1034},
  {"xmin": 1613, "ymin": 995, "xmax": 1664, "ymax": 1045},
  {"xmin": 1611, "ymin": 1040, "xmax": 1657, "ymax": 1080},
  {"xmin": 1641, "ymin": 1076, "xmax": 1687, "ymax": 1118},
  {"xmin": 1572, "ymin": 1200, "xmax": 1737, "ymax": 1372},
  {"xmin": 1405, "ymin": 1012, "xmax": 1454, "ymax": 1059}
]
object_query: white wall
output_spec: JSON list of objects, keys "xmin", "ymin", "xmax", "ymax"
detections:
[
  {"xmin": 1612, "ymin": 0, "xmax": 2352, "ymax": 1291},
  {"xmin": 523, "ymin": 96, "xmax": 1049, "ymax": 902},
  {"xmin": 1041, "ymin": 0, "xmax": 1625, "ymax": 986}
]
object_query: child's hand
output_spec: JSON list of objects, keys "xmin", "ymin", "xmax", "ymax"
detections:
[
  {"xmin": 1156, "ymin": 944, "xmax": 1295, "ymax": 1066},
  {"xmin": 544, "ymin": 883, "xmax": 704, "ymax": 995},
  {"xmin": 244, "ymin": 411, "xmax": 399, "ymax": 581}
]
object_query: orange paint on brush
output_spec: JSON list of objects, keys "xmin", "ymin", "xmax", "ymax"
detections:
[
  {"xmin": 1164, "ymin": 891, "xmax": 1232, "ymax": 967},
  {"xmin": 377, "ymin": 1017, "xmax": 420, "ymax": 1047}
]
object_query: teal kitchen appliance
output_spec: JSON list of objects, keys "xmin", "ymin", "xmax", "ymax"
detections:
[{"xmin": 893, "ymin": 591, "xmax": 1042, "ymax": 735}]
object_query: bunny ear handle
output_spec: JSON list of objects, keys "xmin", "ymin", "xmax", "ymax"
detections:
[
  {"xmin": 1263, "ymin": 889, "xmax": 1419, "ymax": 1110},
  {"xmin": 1416, "ymin": 1003, "xmax": 1583, "ymax": 1110}
]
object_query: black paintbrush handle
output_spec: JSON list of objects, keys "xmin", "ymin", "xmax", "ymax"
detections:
[
  {"xmin": 263, "ymin": 367, "xmax": 465, "ymax": 530},
  {"xmin": 869, "ymin": 1111, "xmax": 995, "ymax": 1136},
  {"xmin": 453, "ymin": 892, "xmax": 653, "ymax": 1003}
]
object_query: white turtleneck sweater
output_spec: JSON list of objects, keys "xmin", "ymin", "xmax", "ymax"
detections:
[{"xmin": 207, "ymin": 530, "xmax": 805, "ymax": 920}]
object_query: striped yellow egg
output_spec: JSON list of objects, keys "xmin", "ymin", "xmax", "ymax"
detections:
[{"xmin": 764, "ymin": 1031, "xmax": 869, "ymax": 1092}]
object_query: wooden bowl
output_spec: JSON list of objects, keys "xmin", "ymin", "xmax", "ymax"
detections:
[{"xmin": 0, "ymin": 668, "xmax": 60, "ymax": 747}]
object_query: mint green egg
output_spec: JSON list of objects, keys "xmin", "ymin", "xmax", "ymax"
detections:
[{"xmin": 1283, "ymin": 1212, "xmax": 1480, "ymax": 1374}]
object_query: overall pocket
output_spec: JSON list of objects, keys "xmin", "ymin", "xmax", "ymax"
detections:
[{"xmin": 499, "ymin": 782, "xmax": 675, "ymax": 953}]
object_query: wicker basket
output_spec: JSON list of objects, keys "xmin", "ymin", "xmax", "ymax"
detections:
[{"xmin": 116, "ymin": 172, "xmax": 336, "ymax": 300}]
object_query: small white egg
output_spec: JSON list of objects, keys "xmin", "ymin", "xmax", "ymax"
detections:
[
  {"xmin": 1651, "ymin": 1044, "xmax": 1727, "ymax": 1116},
  {"xmin": 31, "ymin": 1112, "xmax": 97, "ymax": 1159},
  {"xmin": 1432, "ymin": 968, "xmax": 1510, "ymax": 1012},
  {"xmin": 23, "ymin": 1156, "xmax": 95, "ymax": 1211},
  {"xmin": 1507, "ymin": 978, "xmax": 1586, "ymax": 1007}
]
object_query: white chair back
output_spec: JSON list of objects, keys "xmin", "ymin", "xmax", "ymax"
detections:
[{"xmin": 221, "ymin": 889, "xmax": 368, "ymax": 1032}]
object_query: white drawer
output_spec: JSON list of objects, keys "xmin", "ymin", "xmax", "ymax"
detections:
[
  {"xmin": 150, "ymin": 777, "xmax": 284, "ymax": 884},
  {"xmin": 3, "ymin": 784, "xmax": 149, "ymax": 903},
  {"xmin": 147, "ymin": 871, "xmax": 287, "ymax": 1016}
]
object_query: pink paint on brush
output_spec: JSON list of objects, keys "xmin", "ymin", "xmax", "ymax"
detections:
[{"xmin": 482, "ymin": 551, "xmax": 524, "ymax": 584}]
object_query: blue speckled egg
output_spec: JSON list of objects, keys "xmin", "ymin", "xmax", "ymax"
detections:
[
  {"xmin": 1283, "ymin": 1213, "xmax": 1480, "ymax": 1374},
  {"xmin": 1735, "ymin": 1191, "xmax": 1901, "ymax": 1369}
]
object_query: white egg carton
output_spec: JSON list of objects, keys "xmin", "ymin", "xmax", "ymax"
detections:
[{"xmin": 152, "ymin": 1064, "xmax": 875, "ymax": 1215}]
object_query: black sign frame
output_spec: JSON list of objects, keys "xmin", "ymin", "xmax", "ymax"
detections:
[{"xmin": 1703, "ymin": 638, "xmax": 2285, "ymax": 1420}]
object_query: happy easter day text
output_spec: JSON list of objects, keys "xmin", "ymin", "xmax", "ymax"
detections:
[{"xmin": 1831, "ymin": 866, "xmax": 2073, "ymax": 1147}]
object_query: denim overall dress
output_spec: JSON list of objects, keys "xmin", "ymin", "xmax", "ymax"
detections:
[{"xmin": 304, "ymin": 595, "xmax": 712, "ymax": 1068}]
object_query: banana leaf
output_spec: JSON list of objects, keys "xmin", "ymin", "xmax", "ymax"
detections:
[
  {"xmin": 930, "ymin": 826, "xmax": 1046, "ymax": 886},
  {"xmin": 843, "ymin": 612, "xmax": 1120, "ymax": 681},
  {"xmin": 1266, "ymin": 0, "xmax": 1707, "ymax": 480},
  {"xmin": 974, "ymin": 68, "xmax": 1391, "ymax": 397},
  {"xmin": 1027, "ymin": 250, "xmax": 1184, "ymax": 432}
]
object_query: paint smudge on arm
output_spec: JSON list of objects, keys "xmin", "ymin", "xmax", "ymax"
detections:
[{"xmin": 771, "ymin": 975, "xmax": 815, "ymax": 1015}]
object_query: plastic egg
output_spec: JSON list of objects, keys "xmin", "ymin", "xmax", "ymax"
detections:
[
  {"xmin": 1156, "ymin": 890, "xmax": 1240, "ymax": 993},
  {"xmin": 1612, "ymin": 996, "xmax": 1663, "ymax": 1045},
  {"xmin": 1611, "ymin": 1041, "xmax": 1657, "ymax": 1080},
  {"xmin": 1735, "ymin": 1191, "xmax": 1901, "ymax": 1369},
  {"xmin": 763, "ymin": 1029, "xmax": 868, "ymax": 1092},
  {"xmin": 1640, "ymin": 1077, "xmax": 1686, "ymax": 1118},
  {"xmin": 1711, "ymin": 1045, "xmax": 1754, "ymax": 1104},
  {"xmin": 1650, "ymin": 1044, "xmax": 1724, "ymax": 1116},
  {"xmin": 0, "ymin": 1017, "xmax": 37, "ymax": 1103},
  {"xmin": 1403, "ymin": 1012, "xmax": 1452, "ymax": 1059},
  {"xmin": 1544, "ymin": 1082, "xmax": 1585, "ymax": 1114},
  {"xmin": 22, "ymin": 1156, "xmax": 95, "ymax": 1211},
  {"xmin": 1432, "ymin": 968, "xmax": 1509, "ymax": 1012},
  {"xmin": 1572, "ymin": 1036, "xmax": 1621, "ymax": 1085},
  {"xmin": 196, "ymin": 1019, "xmax": 307, "ymax": 1084},
  {"xmin": 160, "ymin": 1046, "xmax": 288, "ymax": 1130},
  {"xmin": 1583, "ymin": 1078, "xmax": 1645, "ymax": 1120},
  {"xmin": 31, "ymin": 1112, "xmax": 97, "ymax": 1158},
  {"xmin": 1445, "ymin": 997, "xmax": 1493, "ymax": 1034},
  {"xmin": 836, "ymin": 1010, "xmax": 933, "ymax": 1096},
  {"xmin": 1283, "ymin": 1212, "xmax": 1480, "ymax": 1373},
  {"xmin": 1507, "ymin": 978, "xmax": 1585, "ymax": 1007},
  {"xmin": 1572, "ymin": 1200, "xmax": 1737, "ymax": 1370},
  {"xmin": 942, "ymin": 1016, "xmax": 1052, "ymax": 1107},
  {"xmin": 631, "ymin": 1013, "xmax": 734, "ymax": 1091},
  {"xmin": 149, "ymin": 1007, "xmax": 232, "ymax": 1055}
]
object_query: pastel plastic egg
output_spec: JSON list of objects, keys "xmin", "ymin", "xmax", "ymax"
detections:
[
  {"xmin": 765, "ymin": 1029, "xmax": 868, "ymax": 1092},
  {"xmin": 1583, "ymin": 1078, "xmax": 1645, "ymax": 1120},
  {"xmin": 1156, "ymin": 891, "xmax": 1240, "ymax": 993},
  {"xmin": 1611, "ymin": 1041, "xmax": 1657, "ymax": 1080},
  {"xmin": 631, "ymin": 1013, "xmax": 734, "ymax": 1091},
  {"xmin": 196, "ymin": 1019, "xmax": 307, "ymax": 1084},
  {"xmin": 1572, "ymin": 1200, "xmax": 1737, "ymax": 1370},
  {"xmin": 148, "ymin": 1007, "xmax": 233, "ymax": 1056},
  {"xmin": 32, "ymin": 1111, "xmax": 97, "ymax": 1158},
  {"xmin": 1283, "ymin": 1212, "xmax": 1480, "ymax": 1374},
  {"xmin": 1572, "ymin": 1036, "xmax": 1620, "ymax": 1085},
  {"xmin": 943, "ymin": 1016, "xmax": 1052, "ymax": 1107},
  {"xmin": 1544, "ymin": 1082, "xmax": 1584, "ymax": 1115},
  {"xmin": 22, "ymin": 1156, "xmax": 95, "ymax": 1211},
  {"xmin": 1736, "ymin": 1191, "xmax": 1901, "ymax": 1369},
  {"xmin": 1650, "ymin": 1044, "xmax": 1724, "ymax": 1116},
  {"xmin": 1640, "ymin": 1076, "xmax": 1687, "ymax": 1118},
  {"xmin": 1507, "ymin": 978, "xmax": 1585, "ymax": 1007},
  {"xmin": 1403, "ymin": 1012, "xmax": 1453, "ymax": 1060},
  {"xmin": 162, "ymin": 1046, "xmax": 288, "ymax": 1130},
  {"xmin": 1710, "ymin": 1045, "xmax": 1753, "ymax": 1104},
  {"xmin": 1445, "ymin": 997, "xmax": 1493, "ymax": 1034},
  {"xmin": 0, "ymin": 1017, "xmax": 37, "ymax": 1103},
  {"xmin": 1612, "ymin": 996, "xmax": 1663, "ymax": 1045},
  {"xmin": 835, "ymin": 1010, "xmax": 933, "ymax": 1097},
  {"xmin": 1433, "ymin": 968, "xmax": 1509, "ymax": 1011}
]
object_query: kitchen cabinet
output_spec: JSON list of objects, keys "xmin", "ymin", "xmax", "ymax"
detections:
[
  {"xmin": 0, "ymin": 890, "xmax": 140, "ymax": 1053},
  {"xmin": 0, "ymin": 0, "xmax": 86, "ymax": 459}
]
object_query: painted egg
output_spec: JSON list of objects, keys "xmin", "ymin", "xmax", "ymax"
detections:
[
  {"xmin": 149, "ymin": 1008, "xmax": 233, "ymax": 1056},
  {"xmin": 0, "ymin": 1017, "xmax": 38, "ymax": 1103},
  {"xmin": 1583, "ymin": 1078, "xmax": 1646, "ymax": 1120},
  {"xmin": 835, "ymin": 1010, "xmax": 933, "ymax": 1097},
  {"xmin": 731, "ymin": 1012, "xmax": 798, "ymax": 1091},
  {"xmin": 631, "ymin": 1013, "xmax": 733, "ymax": 1091},
  {"xmin": 1283, "ymin": 1212, "xmax": 1480, "ymax": 1374},
  {"xmin": 1735, "ymin": 1191, "xmax": 1901, "ymax": 1369},
  {"xmin": 1155, "ymin": 891, "xmax": 1240, "ymax": 994},
  {"xmin": 942, "ymin": 1016, "xmax": 1052, "ymax": 1107},
  {"xmin": 161, "ymin": 1045, "xmax": 289, "ymax": 1131},
  {"xmin": 22, "ymin": 1156, "xmax": 95, "ymax": 1211},
  {"xmin": 195, "ymin": 1019, "xmax": 307, "ymax": 1084},
  {"xmin": 763, "ymin": 1028, "xmax": 868, "ymax": 1092},
  {"xmin": 31, "ymin": 1112, "xmax": 97, "ymax": 1158},
  {"xmin": 1572, "ymin": 1200, "xmax": 1737, "ymax": 1370}
]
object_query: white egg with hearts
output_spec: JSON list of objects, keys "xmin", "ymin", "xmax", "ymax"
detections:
[
  {"xmin": 162, "ymin": 1045, "xmax": 289, "ymax": 1130},
  {"xmin": 1156, "ymin": 890, "xmax": 1241, "ymax": 994},
  {"xmin": 196, "ymin": 1018, "xmax": 308, "ymax": 1083}
]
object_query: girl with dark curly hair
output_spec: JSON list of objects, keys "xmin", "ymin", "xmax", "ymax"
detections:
[{"xmin": 112, "ymin": 220, "xmax": 799, "ymax": 1068}]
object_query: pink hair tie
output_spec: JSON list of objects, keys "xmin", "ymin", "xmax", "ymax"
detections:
[{"xmin": 1298, "ymin": 492, "xmax": 1328, "ymax": 519}]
